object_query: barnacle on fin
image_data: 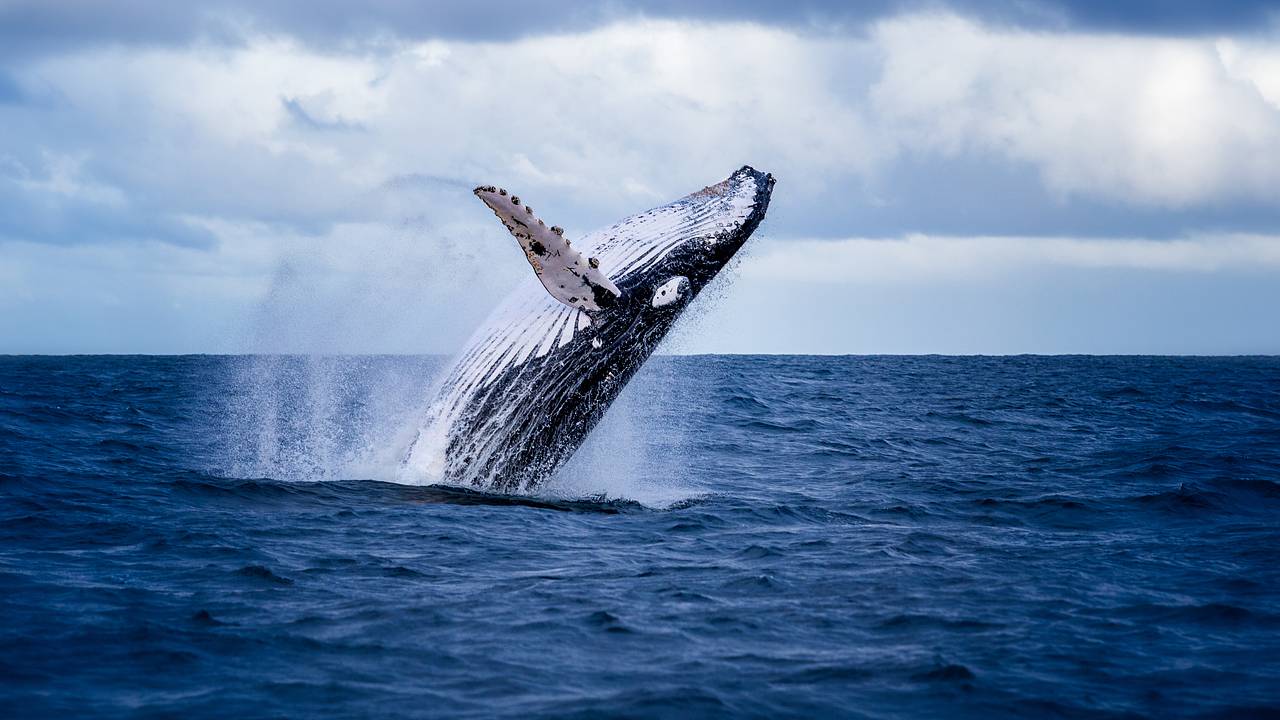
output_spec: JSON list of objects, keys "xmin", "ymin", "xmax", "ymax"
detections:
[{"xmin": 473, "ymin": 184, "xmax": 622, "ymax": 312}]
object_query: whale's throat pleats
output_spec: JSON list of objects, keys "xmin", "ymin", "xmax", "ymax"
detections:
[{"xmin": 474, "ymin": 186, "xmax": 622, "ymax": 313}]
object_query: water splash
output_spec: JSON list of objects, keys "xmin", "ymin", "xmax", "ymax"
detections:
[
  {"xmin": 216, "ymin": 181, "xmax": 490, "ymax": 485},
  {"xmin": 212, "ymin": 176, "xmax": 713, "ymax": 506},
  {"xmin": 540, "ymin": 359, "xmax": 708, "ymax": 509},
  {"xmin": 219, "ymin": 355, "xmax": 439, "ymax": 483},
  {"xmin": 216, "ymin": 353, "xmax": 702, "ymax": 509}
]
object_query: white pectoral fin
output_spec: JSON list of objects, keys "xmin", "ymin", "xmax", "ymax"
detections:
[{"xmin": 474, "ymin": 186, "xmax": 622, "ymax": 313}]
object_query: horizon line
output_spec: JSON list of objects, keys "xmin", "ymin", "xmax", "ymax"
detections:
[{"xmin": 3, "ymin": 352, "xmax": 1278, "ymax": 359}]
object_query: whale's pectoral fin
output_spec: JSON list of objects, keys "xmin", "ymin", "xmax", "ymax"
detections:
[{"xmin": 474, "ymin": 186, "xmax": 622, "ymax": 313}]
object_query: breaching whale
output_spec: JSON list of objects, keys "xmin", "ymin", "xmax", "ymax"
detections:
[{"xmin": 402, "ymin": 166, "xmax": 775, "ymax": 492}]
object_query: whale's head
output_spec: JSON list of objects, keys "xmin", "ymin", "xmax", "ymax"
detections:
[
  {"xmin": 471, "ymin": 164, "xmax": 774, "ymax": 334},
  {"xmin": 585, "ymin": 165, "xmax": 775, "ymax": 324}
]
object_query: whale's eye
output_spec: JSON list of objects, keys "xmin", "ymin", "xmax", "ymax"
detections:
[{"xmin": 651, "ymin": 276, "xmax": 690, "ymax": 308}]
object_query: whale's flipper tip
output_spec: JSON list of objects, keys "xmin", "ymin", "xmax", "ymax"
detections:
[{"xmin": 474, "ymin": 186, "xmax": 622, "ymax": 313}]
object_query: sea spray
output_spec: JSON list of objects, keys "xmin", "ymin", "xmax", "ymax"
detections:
[
  {"xmin": 219, "ymin": 354, "xmax": 440, "ymax": 483},
  {"xmin": 214, "ymin": 179, "xmax": 507, "ymax": 485},
  {"xmin": 214, "ymin": 352, "xmax": 703, "ymax": 508},
  {"xmin": 545, "ymin": 356, "xmax": 707, "ymax": 509}
]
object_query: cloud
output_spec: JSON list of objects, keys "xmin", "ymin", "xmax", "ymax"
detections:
[
  {"xmin": 4, "ymin": 13, "xmax": 1277, "ymax": 251},
  {"xmin": 0, "ymin": 22, "xmax": 883, "ymax": 245},
  {"xmin": 2, "ymin": 10, "xmax": 1280, "ymax": 353},
  {"xmin": 1025, "ymin": 0, "xmax": 1280, "ymax": 35},
  {"xmin": 871, "ymin": 14, "xmax": 1280, "ymax": 207},
  {"xmin": 281, "ymin": 97, "xmax": 365, "ymax": 132},
  {"xmin": 0, "ymin": 1, "xmax": 784, "ymax": 61},
  {"xmin": 1, "ymin": 1, "xmax": 1276, "ymax": 65},
  {"xmin": 2, "ymin": 39, "xmax": 392, "ymax": 241},
  {"xmin": 0, "ymin": 151, "xmax": 215, "ymax": 246}
]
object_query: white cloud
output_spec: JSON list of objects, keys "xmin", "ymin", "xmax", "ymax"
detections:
[
  {"xmin": 871, "ymin": 14, "xmax": 1280, "ymax": 206},
  {"xmin": 9, "ymin": 21, "xmax": 879, "ymax": 237},
  {"xmin": 1218, "ymin": 38, "xmax": 1280, "ymax": 109},
  {"xmin": 9, "ymin": 152, "xmax": 125, "ymax": 206},
  {"xmin": 4, "ymin": 15, "xmax": 1280, "ymax": 353},
  {"xmin": 9, "ymin": 14, "xmax": 1280, "ymax": 243}
]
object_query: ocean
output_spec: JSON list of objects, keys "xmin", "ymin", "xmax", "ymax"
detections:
[{"xmin": 1, "ymin": 354, "xmax": 1278, "ymax": 718}]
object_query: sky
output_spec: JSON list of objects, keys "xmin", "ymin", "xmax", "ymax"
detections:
[{"xmin": 2, "ymin": 0, "xmax": 1279, "ymax": 354}]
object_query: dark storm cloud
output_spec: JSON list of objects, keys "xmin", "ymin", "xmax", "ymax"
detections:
[{"xmin": 1, "ymin": 0, "xmax": 1275, "ymax": 62}]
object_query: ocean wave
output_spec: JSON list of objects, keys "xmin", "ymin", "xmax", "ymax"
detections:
[{"xmin": 2, "ymin": 355, "xmax": 1278, "ymax": 718}]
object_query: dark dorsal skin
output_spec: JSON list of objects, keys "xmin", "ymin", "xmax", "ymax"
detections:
[{"xmin": 404, "ymin": 166, "xmax": 775, "ymax": 492}]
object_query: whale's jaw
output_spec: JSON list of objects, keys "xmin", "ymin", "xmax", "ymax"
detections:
[{"xmin": 404, "ymin": 166, "xmax": 775, "ymax": 492}]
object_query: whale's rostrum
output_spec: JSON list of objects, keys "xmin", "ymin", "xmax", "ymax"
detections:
[{"xmin": 402, "ymin": 166, "xmax": 775, "ymax": 492}]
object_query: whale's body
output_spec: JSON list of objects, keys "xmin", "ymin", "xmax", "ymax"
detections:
[{"xmin": 403, "ymin": 166, "xmax": 774, "ymax": 492}]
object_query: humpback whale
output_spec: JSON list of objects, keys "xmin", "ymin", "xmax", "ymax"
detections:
[{"xmin": 402, "ymin": 166, "xmax": 775, "ymax": 492}]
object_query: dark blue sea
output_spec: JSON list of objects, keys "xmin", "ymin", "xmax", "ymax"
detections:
[{"xmin": 2, "ymin": 355, "xmax": 1278, "ymax": 719}]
